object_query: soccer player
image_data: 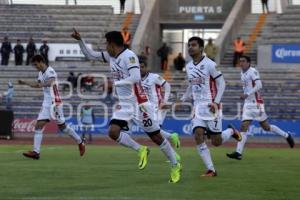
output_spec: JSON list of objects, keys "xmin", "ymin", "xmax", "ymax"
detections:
[
  {"xmin": 18, "ymin": 55, "xmax": 85, "ymax": 160},
  {"xmin": 226, "ymin": 55, "xmax": 295, "ymax": 160},
  {"xmin": 181, "ymin": 36, "xmax": 242, "ymax": 177},
  {"xmin": 140, "ymin": 60, "xmax": 180, "ymax": 148},
  {"xmin": 72, "ymin": 29, "xmax": 181, "ymax": 183}
]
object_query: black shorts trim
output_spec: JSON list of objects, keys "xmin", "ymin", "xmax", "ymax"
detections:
[
  {"xmin": 37, "ymin": 119, "xmax": 50, "ymax": 123},
  {"xmin": 206, "ymin": 129, "xmax": 221, "ymax": 135},
  {"xmin": 146, "ymin": 129, "xmax": 160, "ymax": 136},
  {"xmin": 193, "ymin": 126, "xmax": 221, "ymax": 135},
  {"xmin": 109, "ymin": 119, "xmax": 129, "ymax": 131},
  {"xmin": 192, "ymin": 126, "xmax": 206, "ymax": 134}
]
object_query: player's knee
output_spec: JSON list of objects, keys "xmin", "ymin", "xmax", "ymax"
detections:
[
  {"xmin": 262, "ymin": 125, "xmax": 270, "ymax": 131},
  {"xmin": 211, "ymin": 138, "xmax": 222, "ymax": 146},
  {"xmin": 148, "ymin": 130, "xmax": 163, "ymax": 145},
  {"xmin": 58, "ymin": 123, "xmax": 66, "ymax": 131},
  {"xmin": 108, "ymin": 126, "xmax": 120, "ymax": 141}
]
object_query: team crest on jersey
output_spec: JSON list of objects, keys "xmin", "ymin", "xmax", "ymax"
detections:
[
  {"xmin": 129, "ymin": 57, "xmax": 136, "ymax": 64},
  {"xmin": 200, "ymin": 65, "xmax": 204, "ymax": 70}
]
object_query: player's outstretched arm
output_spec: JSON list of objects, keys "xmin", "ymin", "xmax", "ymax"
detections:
[{"xmin": 71, "ymin": 28, "xmax": 108, "ymax": 62}]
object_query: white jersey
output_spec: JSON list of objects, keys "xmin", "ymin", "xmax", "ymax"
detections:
[
  {"xmin": 79, "ymin": 41, "xmax": 148, "ymax": 105},
  {"xmin": 185, "ymin": 56, "xmax": 222, "ymax": 105},
  {"xmin": 37, "ymin": 66, "xmax": 62, "ymax": 107},
  {"xmin": 141, "ymin": 73, "xmax": 166, "ymax": 107},
  {"xmin": 241, "ymin": 67, "xmax": 263, "ymax": 104}
]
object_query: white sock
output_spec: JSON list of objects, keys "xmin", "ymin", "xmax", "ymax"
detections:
[
  {"xmin": 160, "ymin": 129, "xmax": 172, "ymax": 139},
  {"xmin": 33, "ymin": 129, "xmax": 43, "ymax": 154},
  {"xmin": 221, "ymin": 128, "xmax": 233, "ymax": 144},
  {"xmin": 62, "ymin": 125, "xmax": 82, "ymax": 144},
  {"xmin": 197, "ymin": 143, "xmax": 215, "ymax": 172},
  {"xmin": 160, "ymin": 139, "xmax": 178, "ymax": 166},
  {"xmin": 236, "ymin": 132, "xmax": 248, "ymax": 154},
  {"xmin": 270, "ymin": 125, "xmax": 288, "ymax": 138},
  {"xmin": 117, "ymin": 131, "xmax": 141, "ymax": 151}
]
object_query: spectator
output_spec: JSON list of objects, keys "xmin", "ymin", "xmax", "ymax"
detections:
[
  {"xmin": 26, "ymin": 37, "xmax": 37, "ymax": 65},
  {"xmin": 5, "ymin": 81, "xmax": 14, "ymax": 110},
  {"xmin": 121, "ymin": 27, "xmax": 131, "ymax": 49},
  {"xmin": 66, "ymin": 0, "xmax": 77, "ymax": 5},
  {"xmin": 233, "ymin": 37, "xmax": 245, "ymax": 67},
  {"xmin": 14, "ymin": 39, "xmax": 25, "ymax": 66},
  {"xmin": 204, "ymin": 38, "xmax": 218, "ymax": 61},
  {"xmin": 173, "ymin": 53, "xmax": 186, "ymax": 71},
  {"xmin": 261, "ymin": 0, "xmax": 269, "ymax": 13},
  {"xmin": 120, "ymin": 0, "xmax": 126, "ymax": 14},
  {"xmin": 63, "ymin": 72, "xmax": 77, "ymax": 91},
  {"xmin": 80, "ymin": 102, "xmax": 95, "ymax": 143},
  {"xmin": 39, "ymin": 40, "xmax": 49, "ymax": 66},
  {"xmin": 157, "ymin": 43, "xmax": 171, "ymax": 71},
  {"xmin": 0, "ymin": 36, "xmax": 12, "ymax": 65},
  {"xmin": 82, "ymin": 74, "xmax": 94, "ymax": 92}
]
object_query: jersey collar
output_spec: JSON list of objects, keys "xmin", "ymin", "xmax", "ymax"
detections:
[
  {"xmin": 114, "ymin": 48, "xmax": 127, "ymax": 59},
  {"xmin": 193, "ymin": 56, "xmax": 205, "ymax": 66}
]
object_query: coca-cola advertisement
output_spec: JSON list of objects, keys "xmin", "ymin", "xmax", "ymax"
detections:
[{"xmin": 13, "ymin": 118, "xmax": 58, "ymax": 134}]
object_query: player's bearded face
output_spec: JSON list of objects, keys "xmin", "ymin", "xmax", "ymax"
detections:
[
  {"xmin": 106, "ymin": 42, "xmax": 115, "ymax": 57},
  {"xmin": 188, "ymin": 41, "xmax": 202, "ymax": 57}
]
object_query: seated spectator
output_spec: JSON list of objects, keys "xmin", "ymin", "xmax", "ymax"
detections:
[
  {"xmin": 63, "ymin": 71, "xmax": 77, "ymax": 91},
  {"xmin": 82, "ymin": 74, "xmax": 95, "ymax": 92},
  {"xmin": 173, "ymin": 53, "xmax": 186, "ymax": 71}
]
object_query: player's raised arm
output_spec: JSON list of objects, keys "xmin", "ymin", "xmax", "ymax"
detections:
[{"xmin": 71, "ymin": 28, "xmax": 109, "ymax": 62}]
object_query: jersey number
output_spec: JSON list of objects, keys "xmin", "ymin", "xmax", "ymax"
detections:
[{"xmin": 143, "ymin": 119, "xmax": 152, "ymax": 127}]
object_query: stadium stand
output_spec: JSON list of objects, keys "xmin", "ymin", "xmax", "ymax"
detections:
[
  {"xmin": 262, "ymin": 5, "xmax": 300, "ymax": 44},
  {"xmin": 0, "ymin": 4, "xmax": 140, "ymax": 46},
  {"xmin": 220, "ymin": 14, "xmax": 276, "ymax": 67}
]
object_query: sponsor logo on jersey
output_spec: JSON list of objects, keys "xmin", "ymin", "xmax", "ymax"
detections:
[{"xmin": 129, "ymin": 56, "xmax": 136, "ymax": 64}]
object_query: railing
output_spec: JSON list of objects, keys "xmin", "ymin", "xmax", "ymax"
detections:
[{"xmin": 2, "ymin": 0, "xmax": 141, "ymax": 14}]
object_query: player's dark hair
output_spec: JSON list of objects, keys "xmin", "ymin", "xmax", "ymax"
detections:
[
  {"xmin": 31, "ymin": 54, "xmax": 45, "ymax": 63},
  {"xmin": 138, "ymin": 57, "xmax": 147, "ymax": 67},
  {"xmin": 105, "ymin": 31, "xmax": 124, "ymax": 46},
  {"xmin": 188, "ymin": 36, "xmax": 204, "ymax": 48},
  {"xmin": 240, "ymin": 55, "xmax": 251, "ymax": 63}
]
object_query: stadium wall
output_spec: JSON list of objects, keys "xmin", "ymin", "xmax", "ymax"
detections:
[
  {"xmin": 258, "ymin": 44, "xmax": 300, "ymax": 67},
  {"xmin": 132, "ymin": 0, "xmax": 160, "ymax": 71},
  {"xmin": 12, "ymin": 118, "xmax": 300, "ymax": 139}
]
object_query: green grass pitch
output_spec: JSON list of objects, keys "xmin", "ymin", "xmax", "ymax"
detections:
[{"xmin": 0, "ymin": 145, "xmax": 299, "ymax": 200}]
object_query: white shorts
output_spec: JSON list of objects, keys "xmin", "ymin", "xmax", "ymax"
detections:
[
  {"xmin": 37, "ymin": 104, "xmax": 65, "ymax": 125},
  {"xmin": 242, "ymin": 103, "xmax": 268, "ymax": 122},
  {"xmin": 192, "ymin": 103, "xmax": 222, "ymax": 133},
  {"xmin": 111, "ymin": 102, "xmax": 160, "ymax": 133}
]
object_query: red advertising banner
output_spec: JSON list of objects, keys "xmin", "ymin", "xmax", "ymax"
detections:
[{"xmin": 13, "ymin": 118, "xmax": 58, "ymax": 134}]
